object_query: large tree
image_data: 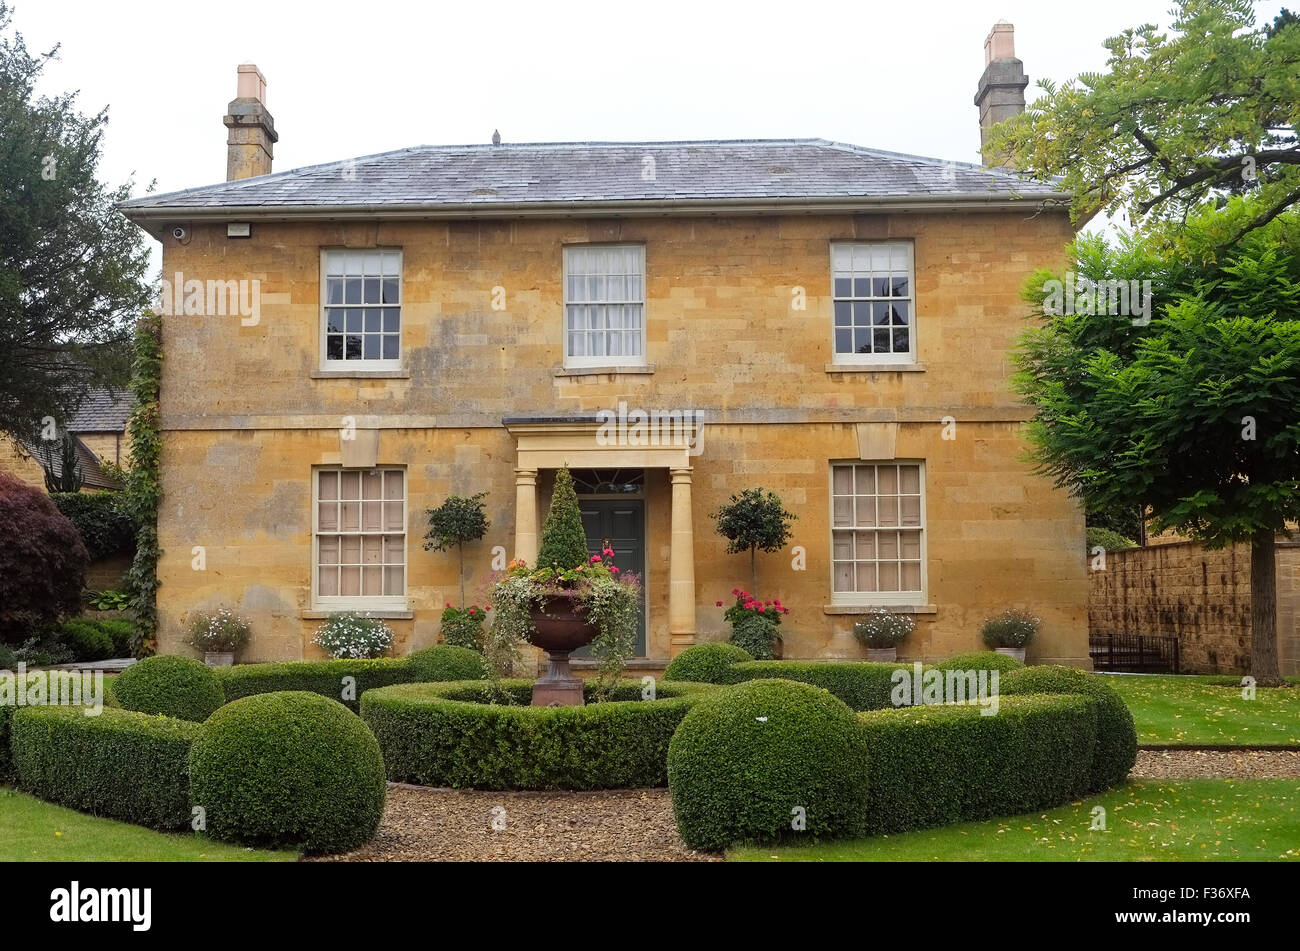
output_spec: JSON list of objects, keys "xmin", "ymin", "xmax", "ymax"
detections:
[
  {"xmin": 989, "ymin": 0, "xmax": 1300, "ymax": 249},
  {"xmin": 0, "ymin": 2, "xmax": 151, "ymax": 441},
  {"xmin": 1016, "ymin": 201, "xmax": 1300, "ymax": 685}
]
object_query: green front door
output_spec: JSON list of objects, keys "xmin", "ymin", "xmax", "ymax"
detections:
[{"xmin": 577, "ymin": 498, "xmax": 646, "ymax": 656}]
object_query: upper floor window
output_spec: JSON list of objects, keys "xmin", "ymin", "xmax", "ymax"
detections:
[
  {"xmin": 314, "ymin": 467, "xmax": 407, "ymax": 610},
  {"xmin": 322, "ymin": 250, "xmax": 402, "ymax": 367},
  {"xmin": 831, "ymin": 462, "xmax": 925, "ymax": 604},
  {"xmin": 831, "ymin": 242, "xmax": 914, "ymax": 364},
  {"xmin": 564, "ymin": 244, "xmax": 646, "ymax": 366}
]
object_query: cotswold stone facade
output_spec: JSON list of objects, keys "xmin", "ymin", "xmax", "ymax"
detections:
[
  {"xmin": 121, "ymin": 46, "xmax": 1087, "ymax": 669},
  {"xmin": 125, "ymin": 207, "xmax": 1087, "ymax": 666}
]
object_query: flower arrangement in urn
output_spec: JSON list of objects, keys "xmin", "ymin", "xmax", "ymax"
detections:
[{"xmin": 489, "ymin": 468, "xmax": 641, "ymax": 705}]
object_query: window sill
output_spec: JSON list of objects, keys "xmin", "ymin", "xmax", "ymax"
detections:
[
  {"xmin": 825, "ymin": 363, "xmax": 925, "ymax": 374},
  {"xmin": 311, "ymin": 368, "xmax": 410, "ymax": 379},
  {"xmin": 823, "ymin": 603, "xmax": 936, "ymax": 615},
  {"xmin": 555, "ymin": 364, "xmax": 655, "ymax": 377},
  {"xmin": 301, "ymin": 609, "xmax": 413, "ymax": 620}
]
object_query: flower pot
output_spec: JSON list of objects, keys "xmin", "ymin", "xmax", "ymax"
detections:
[
  {"xmin": 995, "ymin": 647, "xmax": 1026, "ymax": 663},
  {"xmin": 203, "ymin": 651, "xmax": 235, "ymax": 667},
  {"xmin": 866, "ymin": 647, "xmax": 897, "ymax": 662},
  {"xmin": 528, "ymin": 592, "xmax": 598, "ymax": 706}
]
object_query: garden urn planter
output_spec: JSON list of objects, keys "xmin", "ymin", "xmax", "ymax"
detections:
[
  {"xmin": 866, "ymin": 647, "xmax": 897, "ymax": 662},
  {"xmin": 204, "ymin": 651, "xmax": 235, "ymax": 667},
  {"xmin": 995, "ymin": 647, "xmax": 1026, "ymax": 663},
  {"xmin": 529, "ymin": 591, "xmax": 598, "ymax": 706}
]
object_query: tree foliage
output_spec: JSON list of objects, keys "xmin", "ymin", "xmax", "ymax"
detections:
[
  {"xmin": 0, "ymin": 3, "xmax": 151, "ymax": 440},
  {"xmin": 1015, "ymin": 202, "xmax": 1300, "ymax": 682},
  {"xmin": 988, "ymin": 0, "xmax": 1300, "ymax": 249}
]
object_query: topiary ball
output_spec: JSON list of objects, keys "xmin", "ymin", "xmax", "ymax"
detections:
[
  {"xmin": 933, "ymin": 650, "xmax": 1026, "ymax": 674},
  {"xmin": 189, "ymin": 691, "xmax": 386, "ymax": 854},
  {"xmin": 663, "ymin": 642, "xmax": 753, "ymax": 683},
  {"xmin": 667, "ymin": 679, "xmax": 870, "ymax": 851},
  {"xmin": 112, "ymin": 654, "xmax": 225, "ymax": 722},
  {"xmin": 999, "ymin": 665, "xmax": 1137, "ymax": 791},
  {"xmin": 407, "ymin": 644, "xmax": 488, "ymax": 682}
]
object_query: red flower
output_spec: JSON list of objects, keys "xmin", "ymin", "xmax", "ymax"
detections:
[
  {"xmin": 590, "ymin": 555, "xmax": 601, "ymax": 563},
  {"xmin": 610, "ymin": 565, "xmax": 620, "ymax": 574},
  {"xmin": 715, "ymin": 601, "xmax": 723, "ymax": 607},
  {"xmin": 445, "ymin": 602, "xmax": 452, "ymax": 608},
  {"xmin": 468, "ymin": 608, "xmax": 476, "ymax": 615},
  {"xmin": 782, "ymin": 608, "xmax": 790, "ymax": 614},
  {"xmin": 484, "ymin": 605, "xmax": 491, "ymax": 611}
]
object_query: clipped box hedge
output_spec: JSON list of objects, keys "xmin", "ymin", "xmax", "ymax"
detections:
[
  {"xmin": 361, "ymin": 679, "xmax": 719, "ymax": 790},
  {"xmin": 857, "ymin": 693, "xmax": 1098, "ymax": 835},
  {"xmin": 725, "ymin": 660, "xmax": 906, "ymax": 711},
  {"xmin": 214, "ymin": 645, "xmax": 486, "ymax": 712},
  {"xmin": 10, "ymin": 705, "xmax": 200, "ymax": 830},
  {"xmin": 0, "ymin": 705, "xmax": 13, "ymax": 782},
  {"xmin": 998, "ymin": 665, "xmax": 1138, "ymax": 792}
]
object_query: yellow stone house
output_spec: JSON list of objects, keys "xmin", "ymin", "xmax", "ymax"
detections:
[{"xmin": 120, "ymin": 27, "xmax": 1089, "ymax": 669}]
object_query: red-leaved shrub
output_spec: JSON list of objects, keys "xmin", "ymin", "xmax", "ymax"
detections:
[{"xmin": 0, "ymin": 471, "xmax": 89, "ymax": 642}]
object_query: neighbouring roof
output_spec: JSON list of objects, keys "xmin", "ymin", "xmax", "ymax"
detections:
[
  {"xmin": 119, "ymin": 139, "xmax": 1067, "ymax": 228},
  {"xmin": 16, "ymin": 435, "xmax": 118, "ymax": 490},
  {"xmin": 68, "ymin": 387, "xmax": 132, "ymax": 434}
]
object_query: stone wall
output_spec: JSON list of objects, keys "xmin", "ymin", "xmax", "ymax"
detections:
[
  {"xmin": 153, "ymin": 209, "xmax": 1089, "ymax": 665},
  {"xmin": 1088, "ymin": 539, "xmax": 1300, "ymax": 675}
]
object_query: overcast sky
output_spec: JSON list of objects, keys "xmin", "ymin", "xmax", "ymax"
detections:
[{"xmin": 15, "ymin": 0, "xmax": 1289, "ymax": 240}]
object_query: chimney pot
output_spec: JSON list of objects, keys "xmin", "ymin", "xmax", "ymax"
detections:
[
  {"xmin": 974, "ymin": 22, "xmax": 1028, "ymax": 168},
  {"xmin": 224, "ymin": 64, "xmax": 278, "ymax": 181}
]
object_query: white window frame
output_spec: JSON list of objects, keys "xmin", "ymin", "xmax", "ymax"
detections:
[
  {"xmin": 312, "ymin": 466, "xmax": 408, "ymax": 611},
  {"xmin": 829, "ymin": 241, "xmax": 917, "ymax": 366},
  {"xmin": 828, "ymin": 460, "xmax": 927, "ymax": 606},
  {"xmin": 562, "ymin": 243, "xmax": 647, "ymax": 368},
  {"xmin": 319, "ymin": 249, "xmax": 403, "ymax": 371}
]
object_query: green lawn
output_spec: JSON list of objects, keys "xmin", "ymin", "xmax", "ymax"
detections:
[
  {"xmin": 0, "ymin": 787, "xmax": 298, "ymax": 862},
  {"xmin": 1103, "ymin": 674, "xmax": 1299, "ymax": 746},
  {"xmin": 730, "ymin": 779, "xmax": 1300, "ymax": 862}
]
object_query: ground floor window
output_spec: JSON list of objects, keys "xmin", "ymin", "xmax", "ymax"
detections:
[
  {"xmin": 831, "ymin": 461, "xmax": 925, "ymax": 603},
  {"xmin": 314, "ymin": 467, "xmax": 406, "ymax": 609}
]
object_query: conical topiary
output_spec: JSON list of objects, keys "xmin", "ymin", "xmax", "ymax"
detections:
[{"xmin": 536, "ymin": 468, "xmax": 589, "ymax": 568}]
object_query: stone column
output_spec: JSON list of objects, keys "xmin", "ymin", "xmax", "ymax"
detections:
[
  {"xmin": 513, "ymin": 467, "xmax": 539, "ymax": 563},
  {"xmin": 668, "ymin": 467, "xmax": 697, "ymax": 657}
]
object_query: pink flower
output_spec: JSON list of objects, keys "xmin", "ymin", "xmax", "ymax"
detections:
[
  {"xmin": 591, "ymin": 555, "xmax": 602, "ymax": 563},
  {"xmin": 469, "ymin": 608, "xmax": 476, "ymax": 615},
  {"xmin": 603, "ymin": 548, "xmax": 615, "ymax": 557},
  {"xmin": 445, "ymin": 602, "xmax": 452, "ymax": 608},
  {"xmin": 610, "ymin": 566, "xmax": 620, "ymax": 574}
]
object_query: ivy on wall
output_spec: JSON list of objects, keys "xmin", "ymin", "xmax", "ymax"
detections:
[{"xmin": 121, "ymin": 313, "xmax": 162, "ymax": 657}]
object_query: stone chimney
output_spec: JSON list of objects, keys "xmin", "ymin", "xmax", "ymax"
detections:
[
  {"xmin": 974, "ymin": 22, "xmax": 1028, "ymax": 168},
  {"xmin": 224, "ymin": 64, "xmax": 277, "ymax": 181}
]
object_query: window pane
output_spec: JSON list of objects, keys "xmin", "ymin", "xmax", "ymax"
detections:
[
  {"xmin": 901, "ymin": 561, "xmax": 922, "ymax": 591},
  {"xmin": 383, "ymin": 565, "xmax": 404, "ymax": 595},
  {"xmin": 855, "ymin": 531, "xmax": 876, "ymax": 560},
  {"xmin": 318, "ymin": 502, "xmax": 338, "ymax": 531},
  {"xmin": 855, "ymin": 496, "xmax": 876, "ymax": 526},
  {"xmin": 340, "ymin": 471, "xmax": 361, "ymax": 499},
  {"xmin": 340, "ymin": 501, "xmax": 360, "ymax": 532},
  {"xmin": 361, "ymin": 566, "xmax": 382, "ymax": 596},
  {"xmin": 340, "ymin": 566, "xmax": 361, "ymax": 596},
  {"xmin": 383, "ymin": 535, "xmax": 405, "ymax": 564},
  {"xmin": 318, "ymin": 536, "xmax": 339, "ymax": 564},
  {"xmin": 856, "ymin": 563, "xmax": 878, "ymax": 592},
  {"xmin": 878, "ymin": 531, "xmax": 899, "ymax": 559},
  {"xmin": 362, "ymin": 502, "xmax": 382, "ymax": 532},
  {"xmin": 900, "ymin": 530, "xmax": 922, "ymax": 559},
  {"xmin": 877, "ymin": 497, "xmax": 899, "ymax": 527},
  {"xmin": 900, "ymin": 496, "xmax": 922, "ymax": 526},
  {"xmin": 319, "ymin": 471, "xmax": 338, "ymax": 500},
  {"xmin": 319, "ymin": 566, "xmax": 339, "ymax": 596},
  {"xmin": 361, "ymin": 470, "xmax": 382, "ymax": 500},
  {"xmin": 878, "ymin": 466, "xmax": 898, "ymax": 494},
  {"xmin": 878, "ymin": 562, "xmax": 900, "ymax": 591},
  {"xmin": 832, "ymin": 466, "xmax": 853, "ymax": 494},
  {"xmin": 834, "ymin": 562, "xmax": 854, "ymax": 592},
  {"xmin": 854, "ymin": 466, "xmax": 875, "ymax": 495},
  {"xmin": 832, "ymin": 531, "xmax": 853, "ymax": 560},
  {"xmin": 384, "ymin": 470, "xmax": 404, "ymax": 497}
]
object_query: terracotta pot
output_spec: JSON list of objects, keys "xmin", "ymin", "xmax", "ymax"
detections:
[
  {"xmin": 204, "ymin": 651, "xmax": 235, "ymax": 667},
  {"xmin": 529, "ymin": 592, "xmax": 598, "ymax": 706},
  {"xmin": 866, "ymin": 646, "xmax": 897, "ymax": 662},
  {"xmin": 994, "ymin": 647, "xmax": 1027, "ymax": 663}
]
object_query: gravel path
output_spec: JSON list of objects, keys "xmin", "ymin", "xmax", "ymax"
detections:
[
  {"xmin": 312, "ymin": 785, "xmax": 715, "ymax": 862},
  {"xmin": 1131, "ymin": 748, "xmax": 1300, "ymax": 779}
]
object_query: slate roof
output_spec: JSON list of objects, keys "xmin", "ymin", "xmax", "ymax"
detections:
[
  {"xmin": 17, "ymin": 435, "xmax": 118, "ymax": 490},
  {"xmin": 119, "ymin": 139, "xmax": 1065, "ymax": 218},
  {"xmin": 68, "ymin": 387, "xmax": 132, "ymax": 433}
]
